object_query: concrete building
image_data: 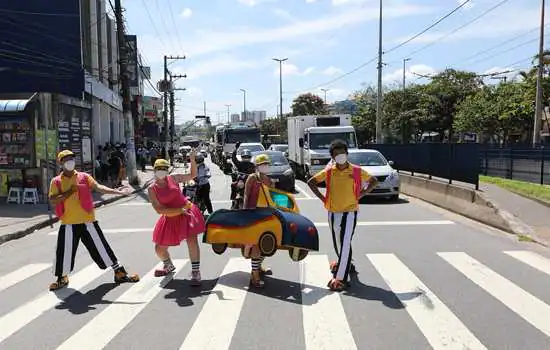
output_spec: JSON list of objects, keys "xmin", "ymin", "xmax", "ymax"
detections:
[
  {"xmin": 242, "ymin": 110, "xmax": 266, "ymax": 125},
  {"xmin": 231, "ymin": 114, "xmax": 240, "ymax": 123}
]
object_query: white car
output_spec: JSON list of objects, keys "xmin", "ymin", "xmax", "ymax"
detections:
[
  {"xmin": 236, "ymin": 143, "xmax": 265, "ymax": 160},
  {"xmin": 347, "ymin": 149, "xmax": 400, "ymax": 201}
]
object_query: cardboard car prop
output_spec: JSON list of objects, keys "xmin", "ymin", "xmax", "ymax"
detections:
[{"xmin": 202, "ymin": 185, "xmax": 319, "ymax": 261}]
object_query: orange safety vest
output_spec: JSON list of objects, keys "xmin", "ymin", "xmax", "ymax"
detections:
[
  {"xmin": 324, "ymin": 164, "xmax": 362, "ymax": 207},
  {"xmin": 53, "ymin": 172, "xmax": 94, "ymax": 218}
]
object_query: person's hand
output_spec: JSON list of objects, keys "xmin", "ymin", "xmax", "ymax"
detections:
[
  {"xmin": 68, "ymin": 185, "xmax": 78, "ymax": 195},
  {"xmin": 235, "ymin": 142, "xmax": 241, "ymax": 149},
  {"xmin": 117, "ymin": 185, "xmax": 132, "ymax": 195},
  {"xmin": 189, "ymin": 149, "xmax": 196, "ymax": 162}
]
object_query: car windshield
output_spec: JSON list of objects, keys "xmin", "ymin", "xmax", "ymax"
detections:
[
  {"xmin": 255, "ymin": 152, "xmax": 288, "ymax": 166},
  {"xmin": 225, "ymin": 130, "xmax": 261, "ymax": 143},
  {"xmin": 309, "ymin": 132, "xmax": 356, "ymax": 149},
  {"xmin": 271, "ymin": 145, "xmax": 288, "ymax": 152},
  {"xmin": 238, "ymin": 144, "xmax": 264, "ymax": 154},
  {"xmin": 348, "ymin": 152, "xmax": 387, "ymax": 166}
]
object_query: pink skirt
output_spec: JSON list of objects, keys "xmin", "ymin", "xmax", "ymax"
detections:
[{"xmin": 152, "ymin": 205, "xmax": 206, "ymax": 246}]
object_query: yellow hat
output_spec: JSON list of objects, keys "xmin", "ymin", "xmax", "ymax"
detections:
[
  {"xmin": 153, "ymin": 158, "xmax": 170, "ymax": 169},
  {"xmin": 57, "ymin": 150, "xmax": 74, "ymax": 162},
  {"xmin": 255, "ymin": 153, "xmax": 270, "ymax": 166}
]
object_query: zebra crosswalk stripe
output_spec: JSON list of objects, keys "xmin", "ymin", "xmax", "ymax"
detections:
[
  {"xmin": 503, "ymin": 251, "xmax": 550, "ymax": 276},
  {"xmin": 301, "ymin": 255, "xmax": 357, "ymax": 349},
  {"xmin": 439, "ymin": 252, "xmax": 550, "ymax": 337},
  {"xmin": 55, "ymin": 259, "xmax": 188, "ymax": 350},
  {"xmin": 179, "ymin": 258, "xmax": 250, "ymax": 350},
  {"xmin": 368, "ymin": 253, "xmax": 487, "ymax": 350},
  {"xmin": 0, "ymin": 263, "xmax": 51, "ymax": 293},
  {"xmin": 0, "ymin": 264, "xmax": 108, "ymax": 344}
]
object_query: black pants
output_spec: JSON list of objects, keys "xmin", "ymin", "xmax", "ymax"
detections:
[
  {"xmin": 329, "ymin": 211, "xmax": 358, "ymax": 282},
  {"xmin": 54, "ymin": 221, "xmax": 118, "ymax": 278},
  {"xmin": 197, "ymin": 183, "xmax": 214, "ymax": 213}
]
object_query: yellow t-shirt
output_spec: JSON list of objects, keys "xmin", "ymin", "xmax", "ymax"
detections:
[
  {"xmin": 313, "ymin": 164, "xmax": 372, "ymax": 213},
  {"xmin": 49, "ymin": 172, "xmax": 97, "ymax": 224}
]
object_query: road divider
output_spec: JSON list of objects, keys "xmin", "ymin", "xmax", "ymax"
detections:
[{"xmin": 47, "ymin": 220, "xmax": 454, "ymax": 236}]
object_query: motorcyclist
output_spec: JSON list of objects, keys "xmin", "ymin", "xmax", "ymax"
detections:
[
  {"xmin": 195, "ymin": 154, "xmax": 214, "ymax": 214},
  {"xmin": 232, "ymin": 142, "xmax": 255, "ymax": 174}
]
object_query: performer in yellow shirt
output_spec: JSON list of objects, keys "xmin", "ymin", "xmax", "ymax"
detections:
[{"xmin": 308, "ymin": 140, "xmax": 378, "ymax": 291}]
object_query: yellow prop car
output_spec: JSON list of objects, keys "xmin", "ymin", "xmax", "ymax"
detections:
[{"xmin": 202, "ymin": 185, "xmax": 319, "ymax": 261}]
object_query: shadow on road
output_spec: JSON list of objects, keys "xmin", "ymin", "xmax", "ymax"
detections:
[
  {"xmin": 162, "ymin": 278, "xmax": 219, "ymax": 307},
  {"xmin": 359, "ymin": 197, "xmax": 409, "ymax": 205},
  {"xmin": 53, "ymin": 283, "xmax": 140, "ymax": 314}
]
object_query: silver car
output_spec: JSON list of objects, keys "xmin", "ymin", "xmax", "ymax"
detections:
[{"xmin": 347, "ymin": 149, "xmax": 400, "ymax": 201}]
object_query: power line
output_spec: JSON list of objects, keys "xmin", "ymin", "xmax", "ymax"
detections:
[
  {"xmin": 140, "ymin": 0, "xmax": 168, "ymax": 49},
  {"xmin": 467, "ymin": 37, "xmax": 541, "ymax": 66},
  {"xmin": 0, "ymin": 7, "xmax": 79, "ymax": 17},
  {"xmin": 384, "ymin": 0, "xmax": 472, "ymax": 54},
  {"xmin": 403, "ymin": 0, "xmax": 511, "ymax": 58},
  {"xmin": 167, "ymin": 0, "xmax": 187, "ymax": 55}
]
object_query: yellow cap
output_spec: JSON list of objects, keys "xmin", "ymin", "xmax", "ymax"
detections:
[
  {"xmin": 153, "ymin": 158, "xmax": 170, "ymax": 169},
  {"xmin": 57, "ymin": 150, "xmax": 74, "ymax": 162},
  {"xmin": 254, "ymin": 153, "xmax": 270, "ymax": 166}
]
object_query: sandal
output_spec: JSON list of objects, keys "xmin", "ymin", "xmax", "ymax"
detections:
[
  {"xmin": 190, "ymin": 271, "xmax": 202, "ymax": 286},
  {"xmin": 327, "ymin": 278, "xmax": 346, "ymax": 292},
  {"xmin": 114, "ymin": 267, "xmax": 140, "ymax": 283},
  {"xmin": 249, "ymin": 271, "xmax": 265, "ymax": 288},
  {"xmin": 49, "ymin": 276, "xmax": 69, "ymax": 291}
]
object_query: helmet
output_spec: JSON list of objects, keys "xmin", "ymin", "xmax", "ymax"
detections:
[
  {"xmin": 153, "ymin": 158, "xmax": 170, "ymax": 169},
  {"xmin": 254, "ymin": 153, "xmax": 270, "ymax": 166},
  {"xmin": 241, "ymin": 149, "xmax": 252, "ymax": 160},
  {"xmin": 195, "ymin": 154, "xmax": 205, "ymax": 163}
]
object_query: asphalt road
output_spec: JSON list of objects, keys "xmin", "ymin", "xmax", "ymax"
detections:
[{"xmin": 1, "ymin": 159, "xmax": 550, "ymax": 349}]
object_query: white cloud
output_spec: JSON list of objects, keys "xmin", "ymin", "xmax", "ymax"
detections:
[
  {"xmin": 483, "ymin": 66, "xmax": 519, "ymax": 82},
  {"xmin": 180, "ymin": 8, "xmax": 192, "ymax": 18},
  {"xmin": 238, "ymin": 0, "xmax": 257, "ymax": 5},
  {"xmin": 322, "ymin": 66, "xmax": 344, "ymax": 75},
  {"xmin": 459, "ymin": 0, "xmax": 475, "ymax": 10},
  {"xmin": 275, "ymin": 64, "xmax": 315, "ymax": 76},
  {"xmin": 138, "ymin": 3, "xmax": 433, "ymax": 63},
  {"xmin": 306, "ymin": 0, "xmax": 317, "ymax": 3},
  {"xmin": 382, "ymin": 64, "xmax": 436, "ymax": 84},
  {"xmin": 272, "ymin": 8, "xmax": 296, "ymax": 22}
]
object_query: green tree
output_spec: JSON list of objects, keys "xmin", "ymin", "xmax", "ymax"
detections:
[
  {"xmin": 291, "ymin": 93, "xmax": 326, "ymax": 116},
  {"xmin": 350, "ymin": 86, "xmax": 377, "ymax": 144}
]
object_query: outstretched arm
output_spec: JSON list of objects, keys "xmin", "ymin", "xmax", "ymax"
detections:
[{"xmin": 173, "ymin": 150, "xmax": 198, "ymax": 183}]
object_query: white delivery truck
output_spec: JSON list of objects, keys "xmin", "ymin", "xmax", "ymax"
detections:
[{"xmin": 287, "ymin": 114, "xmax": 358, "ymax": 178}]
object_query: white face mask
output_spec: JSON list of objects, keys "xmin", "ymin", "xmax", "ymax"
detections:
[
  {"xmin": 334, "ymin": 154, "xmax": 347, "ymax": 165},
  {"xmin": 63, "ymin": 160, "xmax": 76, "ymax": 171},
  {"xmin": 257, "ymin": 165, "xmax": 269, "ymax": 174},
  {"xmin": 155, "ymin": 170, "xmax": 168, "ymax": 179}
]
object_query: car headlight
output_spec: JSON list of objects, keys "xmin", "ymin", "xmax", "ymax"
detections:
[
  {"xmin": 311, "ymin": 158, "xmax": 325, "ymax": 165},
  {"xmin": 387, "ymin": 170, "xmax": 399, "ymax": 182}
]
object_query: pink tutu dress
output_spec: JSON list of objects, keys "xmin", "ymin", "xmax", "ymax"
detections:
[{"xmin": 151, "ymin": 175, "xmax": 205, "ymax": 246}]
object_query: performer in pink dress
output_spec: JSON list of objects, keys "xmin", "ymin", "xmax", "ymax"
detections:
[{"xmin": 148, "ymin": 153, "xmax": 205, "ymax": 285}]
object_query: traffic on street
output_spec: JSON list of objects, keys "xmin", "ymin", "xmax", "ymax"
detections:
[{"xmin": 1, "ymin": 153, "xmax": 550, "ymax": 349}]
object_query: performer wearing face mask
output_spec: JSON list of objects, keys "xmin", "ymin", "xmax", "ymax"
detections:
[
  {"xmin": 47, "ymin": 150, "xmax": 140, "ymax": 291},
  {"xmin": 242, "ymin": 154, "xmax": 274, "ymax": 288},
  {"xmin": 307, "ymin": 140, "xmax": 379, "ymax": 291},
  {"xmin": 148, "ymin": 154, "xmax": 205, "ymax": 285}
]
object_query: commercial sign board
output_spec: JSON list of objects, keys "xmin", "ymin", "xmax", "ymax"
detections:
[
  {"xmin": 0, "ymin": 2, "xmax": 84, "ymax": 97},
  {"xmin": 142, "ymin": 96, "xmax": 162, "ymax": 122},
  {"xmin": 125, "ymin": 35, "xmax": 139, "ymax": 88}
]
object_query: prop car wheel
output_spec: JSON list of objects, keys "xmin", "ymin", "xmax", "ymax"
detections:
[
  {"xmin": 289, "ymin": 248, "xmax": 308, "ymax": 262},
  {"xmin": 212, "ymin": 243, "xmax": 228, "ymax": 255},
  {"xmin": 240, "ymin": 246, "xmax": 250, "ymax": 259},
  {"xmin": 258, "ymin": 232, "xmax": 277, "ymax": 257}
]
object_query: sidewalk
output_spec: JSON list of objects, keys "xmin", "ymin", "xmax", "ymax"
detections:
[
  {"xmin": 399, "ymin": 171, "xmax": 550, "ymax": 244},
  {"xmin": 0, "ymin": 168, "xmax": 157, "ymax": 245}
]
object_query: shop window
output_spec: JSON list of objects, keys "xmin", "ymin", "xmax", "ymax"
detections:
[{"xmin": 0, "ymin": 115, "xmax": 33, "ymax": 169}]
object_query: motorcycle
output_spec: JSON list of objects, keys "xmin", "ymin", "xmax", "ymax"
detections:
[
  {"xmin": 182, "ymin": 180, "xmax": 208, "ymax": 217},
  {"xmin": 230, "ymin": 172, "xmax": 249, "ymax": 210}
]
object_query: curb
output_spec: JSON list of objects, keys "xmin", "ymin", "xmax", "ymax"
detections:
[{"xmin": 0, "ymin": 171, "xmax": 163, "ymax": 246}]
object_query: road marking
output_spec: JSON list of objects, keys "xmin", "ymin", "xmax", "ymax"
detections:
[
  {"xmin": 368, "ymin": 253, "xmax": 486, "ymax": 350},
  {"xmin": 295, "ymin": 184, "xmax": 313, "ymax": 199},
  {"xmin": 55, "ymin": 259, "xmax": 188, "ymax": 350},
  {"xmin": 439, "ymin": 252, "xmax": 550, "ymax": 337},
  {"xmin": 0, "ymin": 264, "xmax": 51, "ymax": 293},
  {"xmin": 0, "ymin": 264, "xmax": 107, "ymax": 344},
  {"xmin": 301, "ymin": 255, "xmax": 357, "ymax": 350},
  {"xmin": 503, "ymin": 251, "xmax": 550, "ymax": 276},
  {"xmin": 48, "ymin": 220, "xmax": 454, "ymax": 236},
  {"xmin": 179, "ymin": 258, "xmax": 249, "ymax": 350},
  {"xmin": 315, "ymin": 220, "xmax": 455, "ymax": 227},
  {"xmin": 119, "ymin": 198, "xmax": 318, "ymax": 206}
]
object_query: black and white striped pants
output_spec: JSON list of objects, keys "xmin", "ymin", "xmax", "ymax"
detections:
[
  {"xmin": 329, "ymin": 211, "xmax": 358, "ymax": 281},
  {"xmin": 53, "ymin": 222, "xmax": 118, "ymax": 278}
]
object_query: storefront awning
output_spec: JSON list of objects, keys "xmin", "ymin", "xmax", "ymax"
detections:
[{"xmin": 0, "ymin": 97, "xmax": 34, "ymax": 113}]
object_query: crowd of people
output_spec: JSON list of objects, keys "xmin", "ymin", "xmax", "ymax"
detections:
[{"xmin": 49, "ymin": 139, "xmax": 377, "ymax": 293}]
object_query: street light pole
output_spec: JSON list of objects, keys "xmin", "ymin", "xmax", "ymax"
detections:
[
  {"xmin": 240, "ymin": 89, "xmax": 246, "ymax": 121},
  {"xmin": 533, "ymin": 0, "xmax": 546, "ymax": 147},
  {"xmin": 375, "ymin": 0, "xmax": 384, "ymax": 144},
  {"xmin": 225, "ymin": 104, "xmax": 231, "ymax": 123},
  {"xmin": 321, "ymin": 88, "xmax": 329, "ymax": 104},
  {"xmin": 273, "ymin": 58, "xmax": 288, "ymax": 119}
]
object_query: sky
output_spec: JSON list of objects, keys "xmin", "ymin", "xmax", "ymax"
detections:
[{"xmin": 122, "ymin": 0, "xmax": 547, "ymax": 124}]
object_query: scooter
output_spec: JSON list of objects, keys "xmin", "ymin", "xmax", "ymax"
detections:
[{"xmin": 230, "ymin": 172, "xmax": 249, "ymax": 209}]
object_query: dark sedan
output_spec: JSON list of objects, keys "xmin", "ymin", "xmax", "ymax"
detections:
[{"xmin": 252, "ymin": 151, "xmax": 296, "ymax": 193}]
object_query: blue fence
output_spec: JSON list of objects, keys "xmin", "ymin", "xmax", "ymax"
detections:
[
  {"xmin": 366, "ymin": 143, "xmax": 480, "ymax": 187},
  {"xmin": 479, "ymin": 147, "xmax": 550, "ymax": 185}
]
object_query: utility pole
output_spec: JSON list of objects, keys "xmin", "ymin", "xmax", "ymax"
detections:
[
  {"xmin": 321, "ymin": 88, "xmax": 329, "ymax": 104},
  {"xmin": 169, "ymin": 73, "xmax": 187, "ymax": 155},
  {"xmin": 533, "ymin": 0, "xmax": 546, "ymax": 147},
  {"xmin": 114, "ymin": 0, "xmax": 138, "ymax": 184},
  {"xmin": 375, "ymin": 0, "xmax": 384, "ymax": 144},
  {"xmin": 240, "ymin": 89, "xmax": 246, "ymax": 121},
  {"xmin": 273, "ymin": 58, "xmax": 288, "ymax": 119},
  {"xmin": 161, "ymin": 55, "xmax": 185, "ymax": 159},
  {"xmin": 225, "ymin": 104, "xmax": 231, "ymax": 123}
]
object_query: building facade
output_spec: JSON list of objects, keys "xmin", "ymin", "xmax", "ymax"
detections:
[{"xmin": 241, "ymin": 110, "xmax": 266, "ymax": 125}]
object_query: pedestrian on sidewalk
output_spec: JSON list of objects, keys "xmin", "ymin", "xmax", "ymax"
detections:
[
  {"xmin": 195, "ymin": 154, "xmax": 214, "ymax": 214},
  {"xmin": 307, "ymin": 140, "xmax": 378, "ymax": 291},
  {"xmin": 48, "ymin": 150, "xmax": 140, "ymax": 292},
  {"xmin": 148, "ymin": 153, "xmax": 205, "ymax": 286}
]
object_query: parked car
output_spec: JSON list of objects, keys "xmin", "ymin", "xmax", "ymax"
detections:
[
  {"xmin": 252, "ymin": 151, "xmax": 296, "ymax": 193},
  {"xmin": 347, "ymin": 149, "xmax": 400, "ymax": 201}
]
